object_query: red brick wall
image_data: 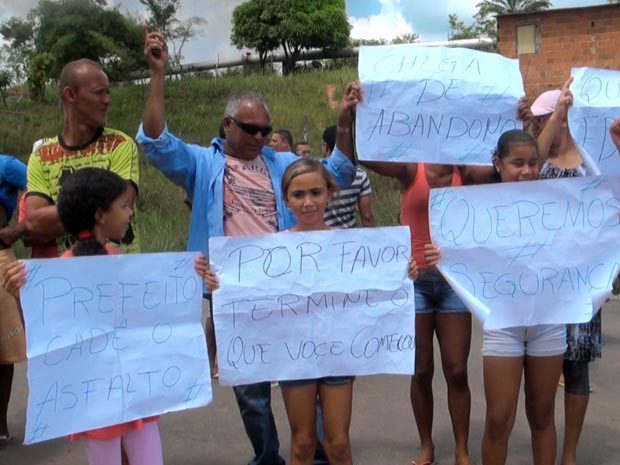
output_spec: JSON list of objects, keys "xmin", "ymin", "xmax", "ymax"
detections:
[{"xmin": 497, "ymin": 5, "xmax": 620, "ymax": 99}]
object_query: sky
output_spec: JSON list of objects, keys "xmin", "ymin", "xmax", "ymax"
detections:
[{"xmin": 0, "ymin": 0, "xmax": 609, "ymax": 64}]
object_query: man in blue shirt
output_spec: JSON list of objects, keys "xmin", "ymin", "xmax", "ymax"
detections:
[{"xmin": 139, "ymin": 31, "xmax": 360, "ymax": 465}]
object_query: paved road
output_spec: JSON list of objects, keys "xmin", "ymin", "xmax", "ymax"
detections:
[{"xmin": 3, "ymin": 303, "xmax": 620, "ymax": 465}]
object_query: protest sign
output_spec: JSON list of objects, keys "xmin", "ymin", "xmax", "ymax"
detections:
[
  {"xmin": 209, "ymin": 227, "xmax": 415, "ymax": 386},
  {"xmin": 569, "ymin": 67, "xmax": 620, "ymax": 175},
  {"xmin": 428, "ymin": 176, "xmax": 620, "ymax": 330},
  {"xmin": 356, "ymin": 44, "xmax": 524, "ymax": 165},
  {"xmin": 20, "ymin": 252, "xmax": 211, "ymax": 444}
]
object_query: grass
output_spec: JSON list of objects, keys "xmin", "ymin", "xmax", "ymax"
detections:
[{"xmin": 0, "ymin": 68, "xmax": 401, "ymax": 252}]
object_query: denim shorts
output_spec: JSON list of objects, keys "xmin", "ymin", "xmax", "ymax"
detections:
[
  {"xmin": 414, "ymin": 270, "xmax": 469, "ymax": 314},
  {"xmin": 279, "ymin": 376, "xmax": 355, "ymax": 388}
]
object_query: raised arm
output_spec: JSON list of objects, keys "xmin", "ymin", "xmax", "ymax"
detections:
[
  {"xmin": 336, "ymin": 81, "xmax": 412, "ymax": 184},
  {"xmin": 335, "ymin": 81, "xmax": 361, "ymax": 162},
  {"xmin": 537, "ymin": 76, "xmax": 573, "ymax": 162},
  {"xmin": 142, "ymin": 27, "xmax": 168, "ymax": 139}
]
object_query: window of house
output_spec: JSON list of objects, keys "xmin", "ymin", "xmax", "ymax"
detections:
[{"xmin": 517, "ymin": 24, "xmax": 537, "ymax": 54}]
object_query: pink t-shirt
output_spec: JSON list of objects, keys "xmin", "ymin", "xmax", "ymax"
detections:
[{"xmin": 223, "ymin": 155, "xmax": 278, "ymax": 237}]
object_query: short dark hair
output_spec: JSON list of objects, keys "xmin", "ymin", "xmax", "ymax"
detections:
[
  {"xmin": 274, "ymin": 129, "xmax": 293, "ymax": 148},
  {"xmin": 493, "ymin": 130, "xmax": 538, "ymax": 161},
  {"xmin": 322, "ymin": 125, "xmax": 337, "ymax": 154}
]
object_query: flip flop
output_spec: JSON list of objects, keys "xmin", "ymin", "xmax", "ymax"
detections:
[{"xmin": 411, "ymin": 461, "xmax": 435, "ymax": 465}]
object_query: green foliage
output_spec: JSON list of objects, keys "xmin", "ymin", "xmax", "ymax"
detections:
[
  {"xmin": 476, "ymin": 0, "xmax": 552, "ymax": 15},
  {"xmin": 0, "ymin": 69, "xmax": 401, "ymax": 252},
  {"xmin": 232, "ymin": 0, "xmax": 283, "ymax": 69},
  {"xmin": 0, "ymin": 70, "xmax": 11, "ymax": 107},
  {"xmin": 139, "ymin": 0, "xmax": 206, "ymax": 69},
  {"xmin": 26, "ymin": 52, "xmax": 54, "ymax": 101},
  {"xmin": 0, "ymin": 0, "xmax": 145, "ymax": 100},
  {"xmin": 231, "ymin": 0, "xmax": 351, "ymax": 74},
  {"xmin": 447, "ymin": 0, "xmax": 550, "ymax": 44},
  {"xmin": 390, "ymin": 33, "xmax": 419, "ymax": 44},
  {"xmin": 448, "ymin": 14, "xmax": 480, "ymax": 40}
]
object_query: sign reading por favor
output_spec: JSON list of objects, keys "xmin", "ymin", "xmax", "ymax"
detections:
[
  {"xmin": 356, "ymin": 44, "xmax": 524, "ymax": 165},
  {"xmin": 209, "ymin": 227, "xmax": 415, "ymax": 386},
  {"xmin": 569, "ymin": 67, "xmax": 620, "ymax": 175},
  {"xmin": 20, "ymin": 252, "xmax": 211, "ymax": 444},
  {"xmin": 429, "ymin": 176, "xmax": 620, "ymax": 330}
]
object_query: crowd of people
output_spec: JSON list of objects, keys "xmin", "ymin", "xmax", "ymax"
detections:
[{"xmin": 0, "ymin": 29, "xmax": 619, "ymax": 465}]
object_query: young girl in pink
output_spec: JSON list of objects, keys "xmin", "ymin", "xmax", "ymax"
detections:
[{"xmin": 3, "ymin": 168, "xmax": 163, "ymax": 465}]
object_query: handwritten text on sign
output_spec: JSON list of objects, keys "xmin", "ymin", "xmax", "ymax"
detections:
[
  {"xmin": 209, "ymin": 227, "xmax": 415, "ymax": 386},
  {"xmin": 356, "ymin": 44, "xmax": 524, "ymax": 165},
  {"xmin": 569, "ymin": 67, "xmax": 620, "ymax": 175},
  {"xmin": 20, "ymin": 252, "xmax": 211, "ymax": 444},
  {"xmin": 429, "ymin": 177, "xmax": 620, "ymax": 330}
]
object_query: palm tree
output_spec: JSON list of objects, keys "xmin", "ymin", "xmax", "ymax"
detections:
[{"xmin": 476, "ymin": 0, "xmax": 552, "ymax": 15}]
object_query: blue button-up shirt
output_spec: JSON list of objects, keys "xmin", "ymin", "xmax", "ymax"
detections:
[{"xmin": 136, "ymin": 124, "xmax": 356, "ymax": 257}]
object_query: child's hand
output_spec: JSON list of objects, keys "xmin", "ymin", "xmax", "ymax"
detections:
[
  {"xmin": 408, "ymin": 258, "xmax": 420, "ymax": 282},
  {"xmin": 610, "ymin": 117, "xmax": 620, "ymax": 151},
  {"xmin": 424, "ymin": 243, "xmax": 442, "ymax": 270},
  {"xmin": 194, "ymin": 253, "xmax": 219, "ymax": 292},
  {"xmin": 2, "ymin": 260, "xmax": 27, "ymax": 300}
]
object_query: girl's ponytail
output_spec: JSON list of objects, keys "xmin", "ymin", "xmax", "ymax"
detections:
[{"xmin": 72, "ymin": 231, "xmax": 108, "ymax": 257}]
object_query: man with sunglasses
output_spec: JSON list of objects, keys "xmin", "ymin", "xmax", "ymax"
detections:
[{"xmin": 138, "ymin": 31, "xmax": 359, "ymax": 465}]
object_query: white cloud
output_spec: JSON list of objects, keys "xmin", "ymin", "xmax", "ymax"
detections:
[{"xmin": 348, "ymin": 0, "xmax": 414, "ymax": 42}]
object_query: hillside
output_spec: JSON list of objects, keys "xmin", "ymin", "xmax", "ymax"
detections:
[{"xmin": 0, "ymin": 69, "xmax": 401, "ymax": 252}]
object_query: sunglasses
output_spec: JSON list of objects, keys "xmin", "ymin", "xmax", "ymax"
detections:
[{"xmin": 230, "ymin": 117, "xmax": 272, "ymax": 137}]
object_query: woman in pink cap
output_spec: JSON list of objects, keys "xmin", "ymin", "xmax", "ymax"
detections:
[{"xmin": 523, "ymin": 78, "xmax": 602, "ymax": 465}]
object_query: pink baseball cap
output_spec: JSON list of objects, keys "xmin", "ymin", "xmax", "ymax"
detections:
[{"xmin": 531, "ymin": 89, "xmax": 561, "ymax": 117}]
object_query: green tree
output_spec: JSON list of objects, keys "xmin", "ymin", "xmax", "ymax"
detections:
[
  {"xmin": 231, "ymin": 0, "xmax": 351, "ymax": 75},
  {"xmin": 390, "ymin": 33, "xmax": 419, "ymax": 44},
  {"xmin": 139, "ymin": 0, "xmax": 206, "ymax": 69},
  {"xmin": 475, "ymin": 0, "xmax": 552, "ymax": 35},
  {"xmin": 0, "ymin": 70, "xmax": 11, "ymax": 107},
  {"xmin": 0, "ymin": 0, "xmax": 144, "ymax": 100},
  {"xmin": 448, "ymin": 14, "xmax": 479, "ymax": 40},
  {"xmin": 231, "ymin": 0, "xmax": 280, "ymax": 70},
  {"xmin": 476, "ymin": 0, "xmax": 552, "ymax": 15}
]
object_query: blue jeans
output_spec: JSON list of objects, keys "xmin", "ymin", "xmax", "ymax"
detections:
[{"xmin": 233, "ymin": 382, "xmax": 286, "ymax": 465}]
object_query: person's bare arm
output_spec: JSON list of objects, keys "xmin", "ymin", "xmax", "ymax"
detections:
[
  {"xmin": 538, "ymin": 77, "xmax": 573, "ymax": 162},
  {"xmin": 335, "ymin": 82, "xmax": 362, "ymax": 162},
  {"xmin": 142, "ymin": 27, "xmax": 169, "ymax": 139},
  {"xmin": 360, "ymin": 160, "xmax": 412, "ymax": 185},
  {"xmin": 24, "ymin": 196, "xmax": 64, "ymax": 243},
  {"xmin": 358, "ymin": 194, "xmax": 375, "ymax": 227},
  {"xmin": 459, "ymin": 165, "xmax": 496, "ymax": 185}
]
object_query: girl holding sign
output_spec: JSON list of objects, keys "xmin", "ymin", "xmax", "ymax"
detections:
[
  {"xmin": 426, "ymin": 130, "xmax": 567, "ymax": 465},
  {"xmin": 2, "ymin": 168, "xmax": 163, "ymax": 465},
  {"xmin": 196, "ymin": 157, "xmax": 420, "ymax": 465}
]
